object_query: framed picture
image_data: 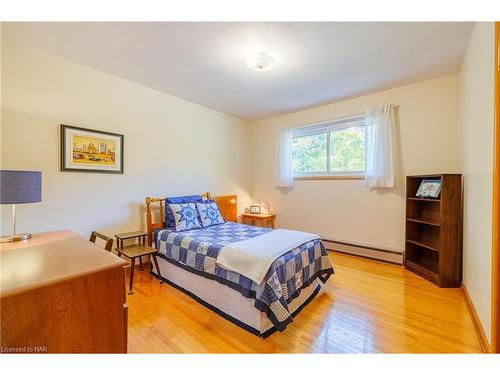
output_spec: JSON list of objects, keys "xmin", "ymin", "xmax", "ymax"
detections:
[
  {"xmin": 250, "ymin": 205, "xmax": 261, "ymax": 214},
  {"xmin": 416, "ymin": 179, "xmax": 441, "ymax": 198},
  {"xmin": 60, "ymin": 124, "xmax": 124, "ymax": 173}
]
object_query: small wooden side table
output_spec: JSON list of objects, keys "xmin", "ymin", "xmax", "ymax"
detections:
[
  {"xmin": 241, "ymin": 213, "xmax": 276, "ymax": 229},
  {"xmin": 114, "ymin": 231, "xmax": 163, "ymax": 295}
]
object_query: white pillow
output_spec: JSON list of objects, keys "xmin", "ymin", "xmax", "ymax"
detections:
[
  {"xmin": 168, "ymin": 202, "xmax": 202, "ymax": 231},
  {"xmin": 196, "ymin": 201, "xmax": 225, "ymax": 227}
]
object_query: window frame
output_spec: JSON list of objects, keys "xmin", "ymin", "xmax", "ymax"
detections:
[{"xmin": 292, "ymin": 115, "xmax": 366, "ymax": 180}]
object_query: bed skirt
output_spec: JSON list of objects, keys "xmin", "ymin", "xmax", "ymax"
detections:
[{"xmin": 150, "ymin": 255, "xmax": 321, "ymax": 337}]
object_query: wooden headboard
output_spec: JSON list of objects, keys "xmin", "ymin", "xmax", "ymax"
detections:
[{"xmin": 145, "ymin": 192, "xmax": 237, "ymax": 245}]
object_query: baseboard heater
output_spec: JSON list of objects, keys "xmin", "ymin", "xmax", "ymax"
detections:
[{"xmin": 321, "ymin": 238, "xmax": 403, "ymax": 265}]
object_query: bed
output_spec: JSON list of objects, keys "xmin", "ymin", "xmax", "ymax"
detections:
[{"xmin": 145, "ymin": 193, "xmax": 334, "ymax": 337}]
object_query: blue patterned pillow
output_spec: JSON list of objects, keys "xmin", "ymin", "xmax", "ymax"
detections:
[
  {"xmin": 196, "ymin": 201, "xmax": 225, "ymax": 228},
  {"xmin": 165, "ymin": 195, "xmax": 202, "ymax": 229},
  {"xmin": 169, "ymin": 203, "xmax": 202, "ymax": 231}
]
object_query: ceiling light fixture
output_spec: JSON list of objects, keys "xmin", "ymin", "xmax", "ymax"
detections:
[{"xmin": 246, "ymin": 52, "xmax": 275, "ymax": 72}]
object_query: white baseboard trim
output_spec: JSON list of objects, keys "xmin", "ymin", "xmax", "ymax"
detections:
[
  {"xmin": 462, "ymin": 282, "xmax": 491, "ymax": 353},
  {"xmin": 322, "ymin": 238, "xmax": 403, "ymax": 264}
]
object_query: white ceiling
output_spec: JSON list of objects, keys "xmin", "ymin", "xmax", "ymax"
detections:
[{"xmin": 3, "ymin": 22, "xmax": 474, "ymax": 121}]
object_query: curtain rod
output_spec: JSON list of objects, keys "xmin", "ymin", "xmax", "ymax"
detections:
[
  {"xmin": 292, "ymin": 112, "xmax": 364, "ymax": 130},
  {"xmin": 291, "ymin": 104, "xmax": 399, "ymax": 130}
]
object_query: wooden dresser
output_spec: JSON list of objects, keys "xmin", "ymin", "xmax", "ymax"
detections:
[{"xmin": 0, "ymin": 230, "xmax": 128, "ymax": 353}]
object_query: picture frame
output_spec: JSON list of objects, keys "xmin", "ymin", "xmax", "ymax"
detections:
[
  {"xmin": 60, "ymin": 124, "xmax": 124, "ymax": 174},
  {"xmin": 416, "ymin": 179, "xmax": 441, "ymax": 198},
  {"xmin": 249, "ymin": 205, "xmax": 261, "ymax": 214}
]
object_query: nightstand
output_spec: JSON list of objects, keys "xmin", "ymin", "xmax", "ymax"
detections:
[
  {"xmin": 241, "ymin": 213, "xmax": 276, "ymax": 229},
  {"xmin": 114, "ymin": 231, "xmax": 163, "ymax": 295}
]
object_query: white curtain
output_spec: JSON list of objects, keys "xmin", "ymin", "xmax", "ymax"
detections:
[
  {"xmin": 365, "ymin": 104, "xmax": 396, "ymax": 188},
  {"xmin": 276, "ymin": 125, "xmax": 294, "ymax": 188}
]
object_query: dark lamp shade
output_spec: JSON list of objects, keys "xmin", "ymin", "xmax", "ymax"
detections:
[{"xmin": 0, "ymin": 170, "xmax": 42, "ymax": 204}]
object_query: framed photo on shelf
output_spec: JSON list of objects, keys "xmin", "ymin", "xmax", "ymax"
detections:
[
  {"xmin": 60, "ymin": 124, "xmax": 124, "ymax": 174},
  {"xmin": 416, "ymin": 179, "xmax": 441, "ymax": 198},
  {"xmin": 249, "ymin": 205, "xmax": 261, "ymax": 214}
]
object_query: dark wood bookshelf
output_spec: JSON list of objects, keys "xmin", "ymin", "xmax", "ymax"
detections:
[{"xmin": 405, "ymin": 174, "xmax": 462, "ymax": 287}]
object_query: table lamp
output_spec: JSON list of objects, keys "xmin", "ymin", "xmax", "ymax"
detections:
[{"xmin": 0, "ymin": 170, "xmax": 42, "ymax": 242}]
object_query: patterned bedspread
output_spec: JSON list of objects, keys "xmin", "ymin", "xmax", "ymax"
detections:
[{"xmin": 153, "ymin": 222, "xmax": 334, "ymax": 333}]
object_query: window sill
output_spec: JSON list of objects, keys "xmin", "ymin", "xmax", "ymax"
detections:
[{"xmin": 294, "ymin": 175, "xmax": 365, "ymax": 181}]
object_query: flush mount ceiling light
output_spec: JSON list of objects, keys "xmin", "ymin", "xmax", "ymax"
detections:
[{"xmin": 245, "ymin": 52, "xmax": 275, "ymax": 72}]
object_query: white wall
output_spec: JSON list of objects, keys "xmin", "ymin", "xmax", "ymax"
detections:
[
  {"xmin": 459, "ymin": 22, "xmax": 495, "ymax": 344},
  {"xmin": 250, "ymin": 75, "xmax": 461, "ymax": 252},
  {"xmin": 0, "ymin": 39, "xmax": 253, "ymax": 238}
]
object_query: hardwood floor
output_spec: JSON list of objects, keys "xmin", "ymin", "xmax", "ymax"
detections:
[{"xmin": 126, "ymin": 252, "xmax": 482, "ymax": 353}]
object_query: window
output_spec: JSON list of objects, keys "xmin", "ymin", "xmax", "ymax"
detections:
[{"xmin": 292, "ymin": 116, "xmax": 366, "ymax": 178}]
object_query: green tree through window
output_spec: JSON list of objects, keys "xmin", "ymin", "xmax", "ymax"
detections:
[
  {"xmin": 292, "ymin": 121, "xmax": 365, "ymax": 176},
  {"xmin": 330, "ymin": 126, "xmax": 365, "ymax": 172},
  {"xmin": 292, "ymin": 133, "xmax": 327, "ymax": 173}
]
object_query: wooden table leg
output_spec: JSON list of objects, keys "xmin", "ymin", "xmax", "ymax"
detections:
[
  {"xmin": 139, "ymin": 256, "xmax": 144, "ymax": 271},
  {"xmin": 128, "ymin": 258, "xmax": 135, "ymax": 295},
  {"xmin": 152, "ymin": 254, "xmax": 163, "ymax": 284}
]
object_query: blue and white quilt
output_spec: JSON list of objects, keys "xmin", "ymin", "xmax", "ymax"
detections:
[{"xmin": 153, "ymin": 222, "xmax": 334, "ymax": 333}]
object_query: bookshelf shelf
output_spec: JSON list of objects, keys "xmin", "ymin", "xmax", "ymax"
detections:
[
  {"xmin": 407, "ymin": 197, "xmax": 441, "ymax": 202},
  {"xmin": 406, "ymin": 218, "xmax": 440, "ymax": 227},
  {"xmin": 406, "ymin": 239, "xmax": 440, "ymax": 252}
]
